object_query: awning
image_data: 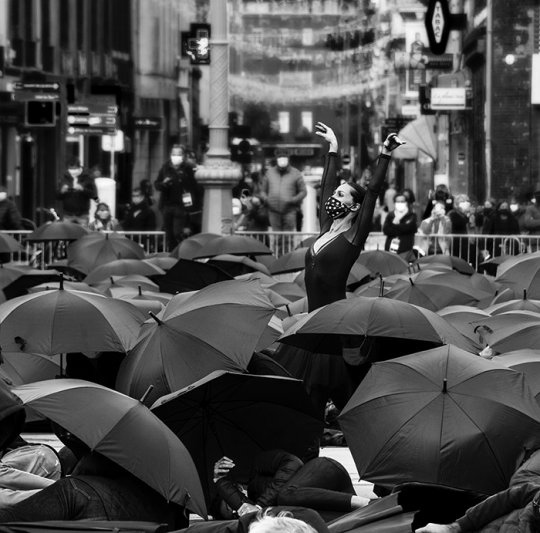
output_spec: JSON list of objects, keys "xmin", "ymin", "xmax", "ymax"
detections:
[{"xmin": 398, "ymin": 115, "xmax": 437, "ymax": 160}]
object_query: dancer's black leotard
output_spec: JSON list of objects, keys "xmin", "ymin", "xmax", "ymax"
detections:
[{"xmin": 305, "ymin": 152, "xmax": 391, "ymax": 311}]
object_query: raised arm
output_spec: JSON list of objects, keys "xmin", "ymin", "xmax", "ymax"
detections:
[
  {"xmin": 314, "ymin": 122, "xmax": 340, "ymax": 233},
  {"xmin": 348, "ymin": 133, "xmax": 405, "ymax": 247}
]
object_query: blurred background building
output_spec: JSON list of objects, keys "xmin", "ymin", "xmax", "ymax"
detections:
[{"xmin": 0, "ymin": 0, "xmax": 539, "ymax": 226}]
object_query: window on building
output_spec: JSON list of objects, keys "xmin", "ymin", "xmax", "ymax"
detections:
[
  {"xmin": 301, "ymin": 111, "xmax": 313, "ymax": 132},
  {"xmin": 252, "ymin": 29, "xmax": 263, "ymax": 45},
  {"xmin": 278, "ymin": 111, "xmax": 290, "ymax": 134},
  {"xmin": 302, "ymin": 28, "xmax": 313, "ymax": 46}
]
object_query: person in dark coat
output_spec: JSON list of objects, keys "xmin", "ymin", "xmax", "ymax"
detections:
[
  {"xmin": 57, "ymin": 158, "xmax": 98, "ymax": 225},
  {"xmin": 121, "ymin": 188, "xmax": 156, "ymax": 232},
  {"xmin": 154, "ymin": 145, "xmax": 202, "ymax": 248},
  {"xmin": 482, "ymin": 200, "xmax": 521, "ymax": 257},
  {"xmin": 447, "ymin": 194, "xmax": 476, "ymax": 262},
  {"xmin": 0, "ymin": 187, "xmax": 22, "ymax": 231},
  {"xmin": 383, "ymin": 193, "xmax": 418, "ymax": 255}
]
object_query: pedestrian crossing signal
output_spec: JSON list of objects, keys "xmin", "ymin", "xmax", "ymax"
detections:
[
  {"xmin": 182, "ymin": 24, "xmax": 211, "ymax": 65},
  {"xmin": 25, "ymin": 101, "xmax": 56, "ymax": 127}
]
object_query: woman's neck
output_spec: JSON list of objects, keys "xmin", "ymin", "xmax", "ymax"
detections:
[{"xmin": 329, "ymin": 214, "xmax": 354, "ymax": 233}]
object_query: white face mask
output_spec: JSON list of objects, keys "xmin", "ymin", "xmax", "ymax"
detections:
[
  {"xmin": 510, "ymin": 203, "xmax": 519, "ymax": 213},
  {"xmin": 68, "ymin": 168, "xmax": 82, "ymax": 178},
  {"xmin": 0, "ymin": 193, "xmax": 7, "ymax": 202},
  {"xmin": 276, "ymin": 157, "xmax": 289, "ymax": 169},
  {"xmin": 394, "ymin": 201, "xmax": 408, "ymax": 213},
  {"xmin": 459, "ymin": 201, "xmax": 471, "ymax": 213},
  {"xmin": 170, "ymin": 155, "xmax": 183, "ymax": 166}
]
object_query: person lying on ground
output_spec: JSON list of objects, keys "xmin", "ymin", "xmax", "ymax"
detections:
[{"xmin": 213, "ymin": 449, "xmax": 371, "ymax": 522}]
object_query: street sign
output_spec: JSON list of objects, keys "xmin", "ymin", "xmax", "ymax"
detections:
[
  {"xmin": 101, "ymin": 130, "xmax": 125, "ymax": 152},
  {"xmin": 430, "ymin": 87, "xmax": 467, "ymax": 110},
  {"xmin": 425, "ymin": 0, "xmax": 467, "ymax": 55},
  {"xmin": 66, "ymin": 96, "xmax": 118, "ymax": 135},
  {"xmin": 12, "ymin": 81, "xmax": 61, "ymax": 102},
  {"xmin": 133, "ymin": 116, "xmax": 162, "ymax": 130}
]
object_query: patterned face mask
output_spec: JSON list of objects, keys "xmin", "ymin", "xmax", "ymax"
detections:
[{"xmin": 324, "ymin": 196, "xmax": 352, "ymax": 219}]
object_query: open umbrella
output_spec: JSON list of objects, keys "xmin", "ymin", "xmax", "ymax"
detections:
[
  {"xmin": 208, "ymin": 254, "xmax": 271, "ymax": 277},
  {"xmin": 338, "ymin": 345, "xmax": 540, "ymax": 494},
  {"xmin": 67, "ymin": 232, "xmax": 145, "ymax": 274},
  {"xmin": 385, "ymin": 270, "xmax": 492, "ymax": 311},
  {"xmin": 494, "ymin": 349, "xmax": 540, "ymax": 402},
  {"xmin": 0, "ymin": 352, "xmax": 61, "ymax": 386},
  {"xmin": 12, "ymin": 379, "xmax": 207, "ymax": 516},
  {"xmin": 0, "ymin": 281, "xmax": 146, "ymax": 355},
  {"xmin": 354, "ymin": 250, "xmax": 409, "ymax": 277},
  {"xmin": 495, "ymin": 251, "xmax": 540, "ymax": 298},
  {"xmin": 116, "ymin": 280, "xmax": 277, "ymax": 405},
  {"xmin": 156, "ymin": 259, "xmax": 233, "ymax": 294},
  {"xmin": 484, "ymin": 290, "xmax": 540, "ymax": 315},
  {"xmin": 279, "ymin": 296, "xmax": 479, "ymax": 355},
  {"xmin": 0, "ymin": 234, "xmax": 24, "ymax": 254},
  {"xmin": 191, "ymin": 235, "xmax": 273, "ymax": 259},
  {"xmin": 85, "ymin": 259, "xmax": 165, "ymax": 285},
  {"xmin": 109, "ymin": 285, "xmax": 172, "ymax": 304},
  {"xmin": 0, "ymin": 264, "xmax": 63, "ymax": 300},
  {"xmin": 151, "ymin": 370, "xmax": 323, "ymax": 499},
  {"xmin": 170, "ymin": 233, "xmax": 221, "ymax": 260},
  {"xmin": 269, "ymin": 247, "xmax": 308, "ymax": 275},
  {"xmin": 416, "ymin": 254, "xmax": 475, "ymax": 275},
  {"xmin": 143, "ymin": 256, "xmax": 178, "ymax": 271},
  {"xmin": 93, "ymin": 274, "xmax": 159, "ymax": 293},
  {"xmin": 25, "ymin": 221, "xmax": 89, "ymax": 242},
  {"xmin": 27, "ymin": 280, "xmax": 104, "ymax": 295},
  {"xmin": 437, "ymin": 305, "xmax": 491, "ymax": 344},
  {"xmin": 262, "ymin": 281, "xmax": 306, "ymax": 302},
  {"xmin": 470, "ymin": 310, "xmax": 540, "ymax": 353}
]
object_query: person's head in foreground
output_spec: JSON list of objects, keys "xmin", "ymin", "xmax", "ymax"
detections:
[{"xmin": 249, "ymin": 512, "xmax": 317, "ymax": 533}]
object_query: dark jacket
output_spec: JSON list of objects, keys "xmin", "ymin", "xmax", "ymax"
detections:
[
  {"xmin": 57, "ymin": 172, "xmax": 98, "ymax": 216},
  {"xmin": 121, "ymin": 200, "xmax": 156, "ymax": 232},
  {"xmin": 483, "ymin": 211, "xmax": 520, "ymax": 235},
  {"xmin": 383, "ymin": 210, "xmax": 418, "ymax": 254},
  {"xmin": 0, "ymin": 200, "xmax": 23, "ymax": 230},
  {"xmin": 154, "ymin": 161, "xmax": 201, "ymax": 210}
]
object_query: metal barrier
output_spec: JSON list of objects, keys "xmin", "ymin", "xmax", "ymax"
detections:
[
  {"xmin": 237, "ymin": 230, "xmax": 538, "ymax": 271},
  {"xmin": 1, "ymin": 230, "xmax": 168, "ymax": 269}
]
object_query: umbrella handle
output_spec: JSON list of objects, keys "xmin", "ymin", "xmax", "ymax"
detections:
[{"xmin": 140, "ymin": 385, "xmax": 154, "ymax": 403}]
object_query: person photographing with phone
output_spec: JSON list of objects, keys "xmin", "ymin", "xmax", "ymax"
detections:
[{"xmin": 305, "ymin": 122, "xmax": 405, "ymax": 312}]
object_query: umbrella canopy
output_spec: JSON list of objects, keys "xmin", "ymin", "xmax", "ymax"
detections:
[
  {"xmin": 398, "ymin": 115, "xmax": 437, "ymax": 160},
  {"xmin": 262, "ymin": 281, "xmax": 306, "ymax": 302},
  {"xmin": 385, "ymin": 270, "xmax": 492, "ymax": 311},
  {"xmin": 279, "ymin": 296, "xmax": 479, "ymax": 355},
  {"xmin": 191, "ymin": 235, "xmax": 273, "ymax": 259},
  {"xmin": 67, "ymin": 233, "xmax": 145, "ymax": 274},
  {"xmin": 12, "ymin": 379, "xmax": 206, "ymax": 516},
  {"xmin": 470, "ymin": 310, "xmax": 540, "ymax": 353},
  {"xmin": 339, "ymin": 345, "xmax": 540, "ymax": 494},
  {"xmin": 416, "ymin": 254, "xmax": 475, "ymax": 275},
  {"xmin": 0, "ymin": 284, "xmax": 146, "ymax": 354},
  {"xmin": 0, "ymin": 352, "xmax": 61, "ymax": 386},
  {"xmin": 143, "ymin": 256, "xmax": 178, "ymax": 271},
  {"xmin": 0, "ymin": 265, "xmax": 63, "ymax": 300},
  {"xmin": 437, "ymin": 305, "xmax": 491, "ymax": 344},
  {"xmin": 116, "ymin": 280, "xmax": 277, "ymax": 405},
  {"xmin": 151, "ymin": 370, "xmax": 323, "ymax": 499},
  {"xmin": 354, "ymin": 250, "xmax": 409, "ymax": 277},
  {"xmin": 494, "ymin": 349, "xmax": 540, "ymax": 401},
  {"xmin": 269, "ymin": 247, "xmax": 308, "ymax": 275},
  {"xmin": 170, "ymin": 233, "xmax": 221, "ymax": 260},
  {"xmin": 156, "ymin": 259, "xmax": 233, "ymax": 294},
  {"xmin": 208, "ymin": 254, "xmax": 271, "ymax": 277},
  {"xmin": 484, "ymin": 290, "xmax": 540, "ymax": 315},
  {"xmin": 27, "ymin": 280, "xmax": 104, "ymax": 295},
  {"xmin": 478, "ymin": 255, "xmax": 515, "ymax": 276},
  {"xmin": 93, "ymin": 274, "xmax": 159, "ymax": 293},
  {"xmin": 26, "ymin": 221, "xmax": 89, "ymax": 242},
  {"xmin": 495, "ymin": 251, "xmax": 540, "ymax": 298},
  {"xmin": 85, "ymin": 259, "xmax": 165, "ymax": 285},
  {"xmin": 0, "ymin": 234, "xmax": 24, "ymax": 254},
  {"xmin": 109, "ymin": 285, "xmax": 172, "ymax": 304}
]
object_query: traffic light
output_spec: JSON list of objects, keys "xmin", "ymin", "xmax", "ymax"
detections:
[
  {"xmin": 25, "ymin": 100, "xmax": 56, "ymax": 126},
  {"xmin": 182, "ymin": 24, "xmax": 211, "ymax": 65}
]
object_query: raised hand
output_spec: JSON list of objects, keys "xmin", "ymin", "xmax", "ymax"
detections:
[
  {"xmin": 383, "ymin": 133, "xmax": 406, "ymax": 152},
  {"xmin": 315, "ymin": 122, "xmax": 338, "ymax": 152}
]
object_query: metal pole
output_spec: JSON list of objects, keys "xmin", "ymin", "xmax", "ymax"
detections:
[{"xmin": 485, "ymin": 0, "xmax": 492, "ymax": 200}]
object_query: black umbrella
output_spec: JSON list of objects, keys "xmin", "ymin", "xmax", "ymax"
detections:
[
  {"xmin": 151, "ymin": 370, "xmax": 323, "ymax": 500},
  {"xmin": 156, "ymin": 258, "xmax": 233, "ymax": 294}
]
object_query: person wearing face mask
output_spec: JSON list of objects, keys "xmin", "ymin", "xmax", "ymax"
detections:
[
  {"xmin": 522, "ymin": 191, "xmax": 540, "ymax": 251},
  {"xmin": 419, "ymin": 201, "xmax": 452, "ymax": 255},
  {"xmin": 481, "ymin": 200, "xmax": 520, "ymax": 256},
  {"xmin": 88, "ymin": 202, "xmax": 120, "ymax": 232},
  {"xmin": 121, "ymin": 188, "xmax": 156, "ymax": 232},
  {"xmin": 447, "ymin": 194, "xmax": 477, "ymax": 262},
  {"xmin": 382, "ymin": 193, "xmax": 418, "ymax": 257},
  {"xmin": 57, "ymin": 158, "xmax": 98, "ymax": 225},
  {"xmin": 0, "ymin": 187, "xmax": 23, "ymax": 232},
  {"xmin": 305, "ymin": 122, "xmax": 404, "ymax": 312},
  {"xmin": 261, "ymin": 149, "xmax": 307, "ymax": 233},
  {"xmin": 154, "ymin": 144, "xmax": 201, "ymax": 249}
]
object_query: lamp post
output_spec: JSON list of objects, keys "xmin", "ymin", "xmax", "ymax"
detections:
[{"xmin": 195, "ymin": 0, "xmax": 242, "ymax": 234}]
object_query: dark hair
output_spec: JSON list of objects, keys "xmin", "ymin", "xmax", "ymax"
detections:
[
  {"xmin": 346, "ymin": 181, "xmax": 366, "ymax": 205},
  {"xmin": 171, "ymin": 144, "xmax": 185, "ymax": 154},
  {"xmin": 402, "ymin": 188, "xmax": 416, "ymax": 204},
  {"xmin": 67, "ymin": 157, "xmax": 81, "ymax": 168},
  {"xmin": 132, "ymin": 188, "xmax": 142, "ymax": 195}
]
